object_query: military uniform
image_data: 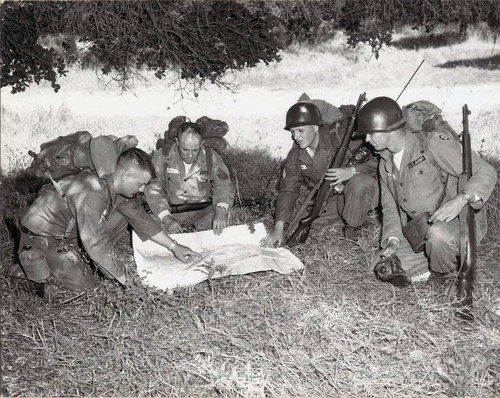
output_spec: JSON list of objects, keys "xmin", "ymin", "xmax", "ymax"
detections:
[
  {"xmin": 377, "ymin": 128, "xmax": 497, "ymax": 276},
  {"xmin": 18, "ymin": 171, "xmax": 162, "ymax": 292},
  {"xmin": 145, "ymin": 145, "xmax": 235, "ymax": 230},
  {"xmin": 276, "ymin": 125, "xmax": 379, "ymax": 227}
]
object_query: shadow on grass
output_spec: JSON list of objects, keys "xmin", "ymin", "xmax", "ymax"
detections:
[
  {"xmin": 392, "ymin": 32, "xmax": 466, "ymax": 50},
  {"xmin": 438, "ymin": 54, "xmax": 500, "ymax": 70}
]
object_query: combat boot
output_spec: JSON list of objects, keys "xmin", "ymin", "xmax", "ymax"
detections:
[{"xmin": 425, "ymin": 271, "xmax": 457, "ymax": 292}]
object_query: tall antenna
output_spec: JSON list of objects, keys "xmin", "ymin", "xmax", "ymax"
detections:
[{"xmin": 396, "ymin": 59, "xmax": 425, "ymax": 101}]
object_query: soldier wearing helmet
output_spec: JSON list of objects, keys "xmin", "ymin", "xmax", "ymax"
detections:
[
  {"xmin": 261, "ymin": 100, "xmax": 380, "ymax": 247},
  {"xmin": 355, "ymin": 96, "xmax": 497, "ymax": 287}
]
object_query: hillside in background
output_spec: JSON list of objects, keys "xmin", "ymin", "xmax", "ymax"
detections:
[{"xmin": 2, "ymin": 26, "xmax": 500, "ymax": 173}]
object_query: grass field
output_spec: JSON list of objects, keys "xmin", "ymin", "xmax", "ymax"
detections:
[{"xmin": 1, "ymin": 27, "xmax": 500, "ymax": 397}]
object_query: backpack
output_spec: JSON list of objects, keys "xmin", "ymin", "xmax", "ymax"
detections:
[
  {"xmin": 402, "ymin": 100, "xmax": 459, "ymax": 137},
  {"xmin": 157, "ymin": 116, "xmax": 229, "ymax": 155},
  {"xmin": 28, "ymin": 131, "xmax": 139, "ymax": 181},
  {"xmin": 298, "ymin": 92, "xmax": 344, "ymax": 125}
]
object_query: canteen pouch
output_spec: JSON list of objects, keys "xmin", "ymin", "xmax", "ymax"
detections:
[{"xmin": 402, "ymin": 211, "xmax": 431, "ymax": 253}]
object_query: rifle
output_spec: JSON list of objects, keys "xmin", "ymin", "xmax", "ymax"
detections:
[
  {"xmin": 285, "ymin": 142, "xmax": 374, "ymax": 235},
  {"xmin": 286, "ymin": 92, "xmax": 366, "ymax": 245},
  {"xmin": 456, "ymin": 104, "xmax": 476, "ymax": 320},
  {"xmin": 284, "ymin": 180, "xmax": 322, "ymax": 237},
  {"xmin": 169, "ymin": 198, "xmax": 271, "ymax": 214}
]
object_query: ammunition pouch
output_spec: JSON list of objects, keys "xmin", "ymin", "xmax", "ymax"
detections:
[{"xmin": 402, "ymin": 212, "xmax": 431, "ymax": 253}]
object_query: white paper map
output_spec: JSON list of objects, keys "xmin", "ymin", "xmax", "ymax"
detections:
[{"xmin": 132, "ymin": 222, "xmax": 305, "ymax": 292}]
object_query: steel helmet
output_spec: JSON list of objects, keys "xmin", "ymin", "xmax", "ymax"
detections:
[
  {"xmin": 284, "ymin": 102, "xmax": 322, "ymax": 130},
  {"xmin": 354, "ymin": 96, "xmax": 406, "ymax": 137}
]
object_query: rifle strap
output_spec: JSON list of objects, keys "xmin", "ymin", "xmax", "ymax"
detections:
[{"xmin": 45, "ymin": 169, "xmax": 65, "ymax": 197}]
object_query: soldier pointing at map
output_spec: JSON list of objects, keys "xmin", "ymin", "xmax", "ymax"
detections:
[{"xmin": 16, "ymin": 148, "xmax": 200, "ymax": 299}]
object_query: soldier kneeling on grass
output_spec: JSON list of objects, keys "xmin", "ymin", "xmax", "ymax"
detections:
[
  {"xmin": 260, "ymin": 99, "xmax": 380, "ymax": 247},
  {"xmin": 145, "ymin": 121, "xmax": 235, "ymax": 236},
  {"xmin": 12, "ymin": 147, "xmax": 200, "ymax": 300},
  {"xmin": 353, "ymin": 96, "xmax": 497, "ymax": 288}
]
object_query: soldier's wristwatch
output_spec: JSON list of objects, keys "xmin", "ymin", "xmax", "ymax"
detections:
[{"xmin": 460, "ymin": 190, "xmax": 474, "ymax": 204}]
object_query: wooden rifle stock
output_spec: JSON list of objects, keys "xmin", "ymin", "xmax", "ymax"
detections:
[
  {"xmin": 456, "ymin": 104, "xmax": 476, "ymax": 318},
  {"xmin": 286, "ymin": 92, "xmax": 366, "ymax": 245}
]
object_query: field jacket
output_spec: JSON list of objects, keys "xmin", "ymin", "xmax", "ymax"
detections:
[
  {"xmin": 379, "ymin": 128, "xmax": 497, "ymax": 247},
  {"xmin": 21, "ymin": 171, "xmax": 162, "ymax": 281},
  {"xmin": 145, "ymin": 144, "xmax": 235, "ymax": 218},
  {"xmin": 276, "ymin": 124, "xmax": 379, "ymax": 222}
]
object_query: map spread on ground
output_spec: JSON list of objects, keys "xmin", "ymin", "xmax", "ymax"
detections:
[{"xmin": 132, "ymin": 222, "xmax": 305, "ymax": 293}]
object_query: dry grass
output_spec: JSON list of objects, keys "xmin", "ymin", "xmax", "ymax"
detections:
[
  {"xmin": 1, "ymin": 154, "xmax": 499, "ymax": 398},
  {"xmin": 1, "ymin": 25, "xmax": 500, "ymax": 398}
]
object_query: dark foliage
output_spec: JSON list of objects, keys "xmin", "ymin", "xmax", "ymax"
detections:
[
  {"xmin": 1, "ymin": 1, "xmax": 283, "ymax": 93},
  {"xmin": 439, "ymin": 54, "xmax": 500, "ymax": 70},
  {"xmin": 392, "ymin": 31, "xmax": 467, "ymax": 50},
  {"xmin": 2, "ymin": 0, "xmax": 499, "ymax": 93}
]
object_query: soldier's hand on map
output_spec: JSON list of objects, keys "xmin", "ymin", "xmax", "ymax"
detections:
[
  {"xmin": 429, "ymin": 194, "xmax": 467, "ymax": 223},
  {"xmin": 212, "ymin": 206, "xmax": 228, "ymax": 235},
  {"xmin": 171, "ymin": 243, "xmax": 201, "ymax": 263},
  {"xmin": 163, "ymin": 215, "xmax": 183, "ymax": 234},
  {"xmin": 325, "ymin": 167, "xmax": 355, "ymax": 185},
  {"xmin": 380, "ymin": 237, "xmax": 399, "ymax": 258},
  {"xmin": 260, "ymin": 221, "xmax": 285, "ymax": 248}
]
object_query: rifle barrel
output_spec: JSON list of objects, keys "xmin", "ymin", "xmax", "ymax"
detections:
[{"xmin": 456, "ymin": 104, "xmax": 476, "ymax": 318}]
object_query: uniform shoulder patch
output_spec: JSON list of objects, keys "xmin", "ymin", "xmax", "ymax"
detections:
[
  {"xmin": 428, "ymin": 129, "xmax": 457, "ymax": 143},
  {"xmin": 216, "ymin": 168, "xmax": 229, "ymax": 180}
]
